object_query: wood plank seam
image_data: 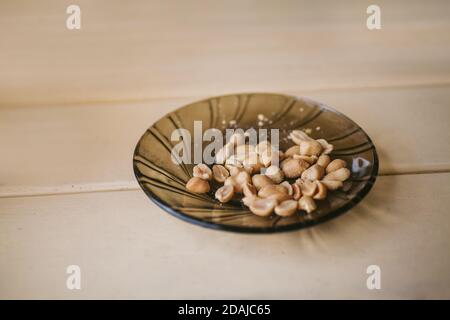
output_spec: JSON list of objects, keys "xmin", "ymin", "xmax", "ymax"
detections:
[{"xmin": 1, "ymin": 168, "xmax": 450, "ymax": 199}]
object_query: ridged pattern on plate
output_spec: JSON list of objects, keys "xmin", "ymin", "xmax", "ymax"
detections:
[{"xmin": 133, "ymin": 93, "xmax": 378, "ymax": 233}]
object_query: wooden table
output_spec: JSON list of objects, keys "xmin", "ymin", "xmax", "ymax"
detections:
[{"xmin": 1, "ymin": 0, "xmax": 449, "ymax": 299}]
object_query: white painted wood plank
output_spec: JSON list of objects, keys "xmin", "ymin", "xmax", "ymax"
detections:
[
  {"xmin": 0, "ymin": 173, "xmax": 449, "ymax": 299},
  {"xmin": 1, "ymin": 86, "xmax": 450, "ymax": 196},
  {"xmin": 1, "ymin": 0, "xmax": 449, "ymax": 106}
]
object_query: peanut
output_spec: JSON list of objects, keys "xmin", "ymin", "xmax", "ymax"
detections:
[
  {"xmin": 285, "ymin": 145, "xmax": 300, "ymax": 157},
  {"xmin": 193, "ymin": 163, "xmax": 212, "ymax": 180},
  {"xmin": 252, "ymin": 174, "xmax": 274, "ymax": 191},
  {"xmin": 320, "ymin": 180, "xmax": 343, "ymax": 190},
  {"xmin": 215, "ymin": 185, "xmax": 234, "ymax": 203},
  {"xmin": 317, "ymin": 154, "xmax": 331, "ymax": 168},
  {"xmin": 281, "ymin": 158, "xmax": 309, "ymax": 178},
  {"xmin": 212, "ymin": 164, "xmax": 229, "ymax": 183},
  {"xmin": 323, "ymin": 167, "xmax": 351, "ymax": 182},
  {"xmin": 313, "ymin": 181, "xmax": 328, "ymax": 200},
  {"xmin": 249, "ymin": 198, "xmax": 277, "ymax": 217},
  {"xmin": 298, "ymin": 196, "xmax": 317, "ymax": 214},
  {"xmin": 275, "ymin": 200, "xmax": 298, "ymax": 217},
  {"xmin": 300, "ymin": 140, "xmax": 323, "ymax": 156},
  {"xmin": 264, "ymin": 165, "xmax": 284, "ymax": 184},
  {"xmin": 301, "ymin": 164, "xmax": 325, "ymax": 181},
  {"xmin": 326, "ymin": 159, "xmax": 347, "ymax": 174},
  {"xmin": 186, "ymin": 177, "xmax": 210, "ymax": 193}
]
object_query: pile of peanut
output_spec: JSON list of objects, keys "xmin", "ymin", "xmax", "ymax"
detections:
[{"xmin": 185, "ymin": 130, "xmax": 351, "ymax": 217}]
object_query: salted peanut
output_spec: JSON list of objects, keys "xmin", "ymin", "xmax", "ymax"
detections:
[
  {"xmin": 281, "ymin": 158, "xmax": 310, "ymax": 178},
  {"xmin": 215, "ymin": 185, "xmax": 234, "ymax": 203},
  {"xmin": 229, "ymin": 132, "xmax": 245, "ymax": 146},
  {"xmin": 255, "ymin": 140, "xmax": 271, "ymax": 155},
  {"xmin": 242, "ymin": 195, "xmax": 258, "ymax": 207},
  {"xmin": 320, "ymin": 179, "xmax": 343, "ymax": 190},
  {"xmin": 293, "ymin": 154, "xmax": 318, "ymax": 165},
  {"xmin": 292, "ymin": 183, "xmax": 302, "ymax": 200},
  {"xmin": 236, "ymin": 171, "xmax": 251, "ymax": 187},
  {"xmin": 212, "ymin": 164, "xmax": 229, "ymax": 183},
  {"xmin": 326, "ymin": 159, "xmax": 347, "ymax": 174},
  {"xmin": 296, "ymin": 179, "xmax": 317, "ymax": 197},
  {"xmin": 317, "ymin": 154, "xmax": 331, "ymax": 168},
  {"xmin": 275, "ymin": 200, "xmax": 298, "ymax": 217},
  {"xmin": 186, "ymin": 177, "xmax": 210, "ymax": 193},
  {"xmin": 252, "ymin": 174, "xmax": 274, "ymax": 190},
  {"xmin": 215, "ymin": 142, "xmax": 234, "ymax": 164},
  {"xmin": 229, "ymin": 165, "xmax": 253, "ymax": 176},
  {"xmin": 316, "ymin": 139, "xmax": 334, "ymax": 155},
  {"xmin": 290, "ymin": 130, "xmax": 313, "ymax": 145},
  {"xmin": 258, "ymin": 184, "xmax": 288, "ymax": 198},
  {"xmin": 260, "ymin": 149, "xmax": 281, "ymax": 167},
  {"xmin": 301, "ymin": 164, "xmax": 325, "ymax": 181},
  {"xmin": 224, "ymin": 177, "xmax": 236, "ymax": 191},
  {"xmin": 224, "ymin": 172, "xmax": 250, "ymax": 194},
  {"xmin": 193, "ymin": 163, "xmax": 212, "ymax": 180},
  {"xmin": 260, "ymin": 149, "xmax": 272, "ymax": 167},
  {"xmin": 285, "ymin": 145, "xmax": 301, "ymax": 157},
  {"xmin": 264, "ymin": 165, "xmax": 284, "ymax": 184},
  {"xmin": 298, "ymin": 196, "xmax": 317, "ymax": 214},
  {"xmin": 279, "ymin": 181, "xmax": 293, "ymax": 196},
  {"xmin": 299, "ymin": 140, "xmax": 323, "ymax": 156},
  {"xmin": 323, "ymin": 167, "xmax": 351, "ymax": 182},
  {"xmin": 249, "ymin": 198, "xmax": 277, "ymax": 217},
  {"xmin": 267, "ymin": 192, "xmax": 291, "ymax": 203},
  {"xmin": 313, "ymin": 181, "xmax": 327, "ymax": 200},
  {"xmin": 243, "ymin": 182, "xmax": 257, "ymax": 198}
]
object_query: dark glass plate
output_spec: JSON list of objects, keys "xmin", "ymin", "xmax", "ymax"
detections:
[{"xmin": 133, "ymin": 93, "xmax": 378, "ymax": 233}]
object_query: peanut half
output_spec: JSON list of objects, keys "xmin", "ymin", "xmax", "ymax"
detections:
[
  {"xmin": 326, "ymin": 159, "xmax": 347, "ymax": 174},
  {"xmin": 193, "ymin": 163, "xmax": 212, "ymax": 180},
  {"xmin": 301, "ymin": 164, "xmax": 325, "ymax": 181},
  {"xmin": 323, "ymin": 167, "xmax": 351, "ymax": 182},
  {"xmin": 300, "ymin": 140, "xmax": 323, "ymax": 156},
  {"xmin": 298, "ymin": 196, "xmax": 317, "ymax": 213},
  {"xmin": 186, "ymin": 177, "xmax": 210, "ymax": 193},
  {"xmin": 264, "ymin": 165, "xmax": 284, "ymax": 184},
  {"xmin": 212, "ymin": 164, "xmax": 229, "ymax": 183},
  {"xmin": 281, "ymin": 158, "xmax": 309, "ymax": 178},
  {"xmin": 252, "ymin": 174, "xmax": 274, "ymax": 191},
  {"xmin": 215, "ymin": 185, "xmax": 234, "ymax": 203},
  {"xmin": 275, "ymin": 200, "xmax": 298, "ymax": 217},
  {"xmin": 250, "ymin": 198, "xmax": 277, "ymax": 217}
]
